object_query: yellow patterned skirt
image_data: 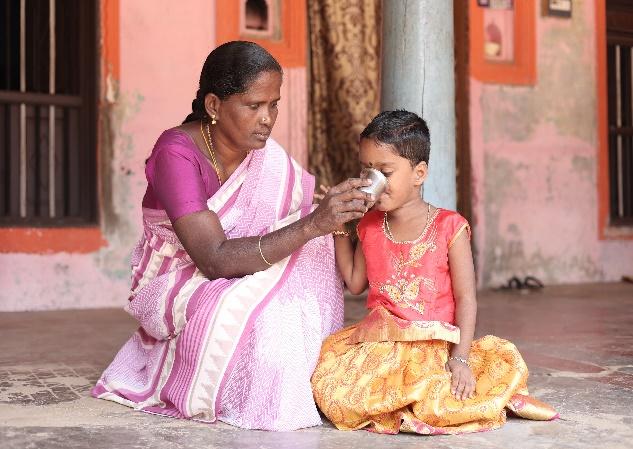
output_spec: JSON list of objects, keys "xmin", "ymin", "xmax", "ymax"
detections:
[{"xmin": 311, "ymin": 326, "xmax": 558, "ymax": 435}]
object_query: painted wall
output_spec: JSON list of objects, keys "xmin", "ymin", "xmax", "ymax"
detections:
[
  {"xmin": 470, "ymin": 0, "xmax": 633, "ymax": 288},
  {"xmin": 0, "ymin": 0, "xmax": 307, "ymax": 311},
  {"xmin": 271, "ymin": 67, "xmax": 308, "ymax": 167}
]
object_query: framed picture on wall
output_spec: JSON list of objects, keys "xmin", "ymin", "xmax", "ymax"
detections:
[
  {"xmin": 477, "ymin": 0, "xmax": 514, "ymax": 8},
  {"xmin": 489, "ymin": 0, "xmax": 513, "ymax": 9},
  {"xmin": 543, "ymin": 0, "xmax": 572, "ymax": 18},
  {"xmin": 483, "ymin": 3, "xmax": 515, "ymax": 62},
  {"xmin": 470, "ymin": 0, "xmax": 536, "ymax": 85}
]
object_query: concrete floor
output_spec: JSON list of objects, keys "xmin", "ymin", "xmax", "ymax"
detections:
[{"xmin": 1, "ymin": 282, "xmax": 632, "ymax": 449}]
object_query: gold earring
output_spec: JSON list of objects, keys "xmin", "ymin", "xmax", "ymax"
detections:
[{"xmin": 211, "ymin": 114, "xmax": 217, "ymax": 125}]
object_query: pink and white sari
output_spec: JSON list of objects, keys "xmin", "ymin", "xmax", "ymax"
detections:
[{"xmin": 92, "ymin": 140, "xmax": 344, "ymax": 431}]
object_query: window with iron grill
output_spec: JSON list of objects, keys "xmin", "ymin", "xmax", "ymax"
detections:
[
  {"xmin": 607, "ymin": 0, "xmax": 633, "ymax": 226},
  {"xmin": 0, "ymin": 0, "xmax": 97, "ymax": 226}
]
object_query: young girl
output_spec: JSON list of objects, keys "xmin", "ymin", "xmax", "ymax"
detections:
[{"xmin": 311, "ymin": 110, "xmax": 558, "ymax": 435}]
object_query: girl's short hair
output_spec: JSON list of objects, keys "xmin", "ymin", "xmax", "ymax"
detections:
[{"xmin": 360, "ymin": 110, "xmax": 431, "ymax": 165}]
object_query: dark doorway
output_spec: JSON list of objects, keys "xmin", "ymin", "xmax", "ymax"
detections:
[
  {"xmin": 606, "ymin": 0, "xmax": 633, "ymax": 225},
  {"xmin": 0, "ymin": 0, "xmax": 98, "ymax": 226}
]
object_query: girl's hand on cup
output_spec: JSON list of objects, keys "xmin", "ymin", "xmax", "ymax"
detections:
[{"xmin": 310, "ymin": 178, "xmax": 374, "ymax": 235}]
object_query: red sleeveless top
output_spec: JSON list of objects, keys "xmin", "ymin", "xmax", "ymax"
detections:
[{"xmin": 351, "ymin": 207, "xmax": 470, "ymax": 343}]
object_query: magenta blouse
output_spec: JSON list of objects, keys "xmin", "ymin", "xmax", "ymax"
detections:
[{"xmin": 142, "ymin": 128, "xmax": 221, "ymax": 222}]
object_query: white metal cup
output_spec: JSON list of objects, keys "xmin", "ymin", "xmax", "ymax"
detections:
[{"xmin": 359, "ymin": 167, "xmax": 387, "ymax": 197}]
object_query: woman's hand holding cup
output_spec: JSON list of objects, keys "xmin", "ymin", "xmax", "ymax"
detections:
[
  {"xmin": 310, "ymin": 178, "xmax": 374, "ymax": 236},
  {"xmin": 358, "ymin": 168, "xmax": 387, "ymax": 210}
]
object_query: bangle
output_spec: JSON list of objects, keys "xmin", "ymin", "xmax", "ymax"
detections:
[
  {"xmin": 258, "ymin": 235, "xmax": 273, "ymax": 266},
  {"xmin": 448, "ymin": 356, "xmax": 469, "ymax": 366},
  {"xmin": 332, "ymin": 230, "xmax": 350, "ymax": 237}
]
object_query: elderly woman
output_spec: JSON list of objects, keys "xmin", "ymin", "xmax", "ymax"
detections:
[{"xmin": 92, "ymin": 41, "xmax": 370, "ymax": 431}]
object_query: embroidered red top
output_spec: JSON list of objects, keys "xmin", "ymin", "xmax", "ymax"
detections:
[{"xmin": 352, "ymin": 207, "xmax": 470, "ymax": 343}]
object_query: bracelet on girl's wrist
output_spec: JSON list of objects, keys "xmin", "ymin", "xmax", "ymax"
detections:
[
  {"xmin": 332, "ymin": 230, "xmax": 350, "ymax": 237},
  {"xmin": 448, "ymin": 356, "xmax": 469, "ymax": 366}
]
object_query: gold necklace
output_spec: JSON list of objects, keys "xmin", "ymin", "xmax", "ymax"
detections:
[
  {"xmin": 384, "ymin": 203, "xmax": 433, "ymax": 244},
  {"xmin": 200, "ymin": 119, "xmax": 223, "ymax": 185}
]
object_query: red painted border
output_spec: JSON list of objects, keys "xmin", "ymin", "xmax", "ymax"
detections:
[
  {"xmin": 0, "ymin": 228, "xmax": 107, "ymax": 254},
  {"xmin": 470, "ymin": 0, "xmax": 537, "ymax": 85},
  {"xmin": 0, "ymin": 0, "xmax": 118, "ymax": 254},
  {"xmin": 103, "ymin": 0, "xmax": 120, "ymax": 80},
  {"xmin": 596, "ymin": 0, "xmax": 633, "ymax": 239},
  {"xmin": 596, "ymin": 0, "xmax": 609, "ymax": 239},
  {"xmin": 215, "ymin": 0, "xmax": 306, "ymax": 67}
]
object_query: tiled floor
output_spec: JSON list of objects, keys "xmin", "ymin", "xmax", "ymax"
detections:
[{"xmin": 1, "ymin": 282, "xmax": 632, "ymax": 448}]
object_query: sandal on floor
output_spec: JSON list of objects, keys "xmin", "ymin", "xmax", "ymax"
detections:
[
  {"xmin": 523, "ymin": 275, "xmax": 544, "ymax": 290},
  {"xmin": 498, "ymin": 275, "xmax": 544, "ymax": 292},
  {"xmin": 499, "ymin": 276, "xmax": 523, "ymax": 290}
]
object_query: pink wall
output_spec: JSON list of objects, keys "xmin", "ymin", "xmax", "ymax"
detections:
[
  {"xmin": 0, "ymin": 0, "xmax": 308, "ymax": 311},
  {"xmin": 470, "ymin": 1, "xmax": 633, "ymax": 288},
  {"xmin": 271, "ymin": 68, "xmax": 308, "ymax": 167}
]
